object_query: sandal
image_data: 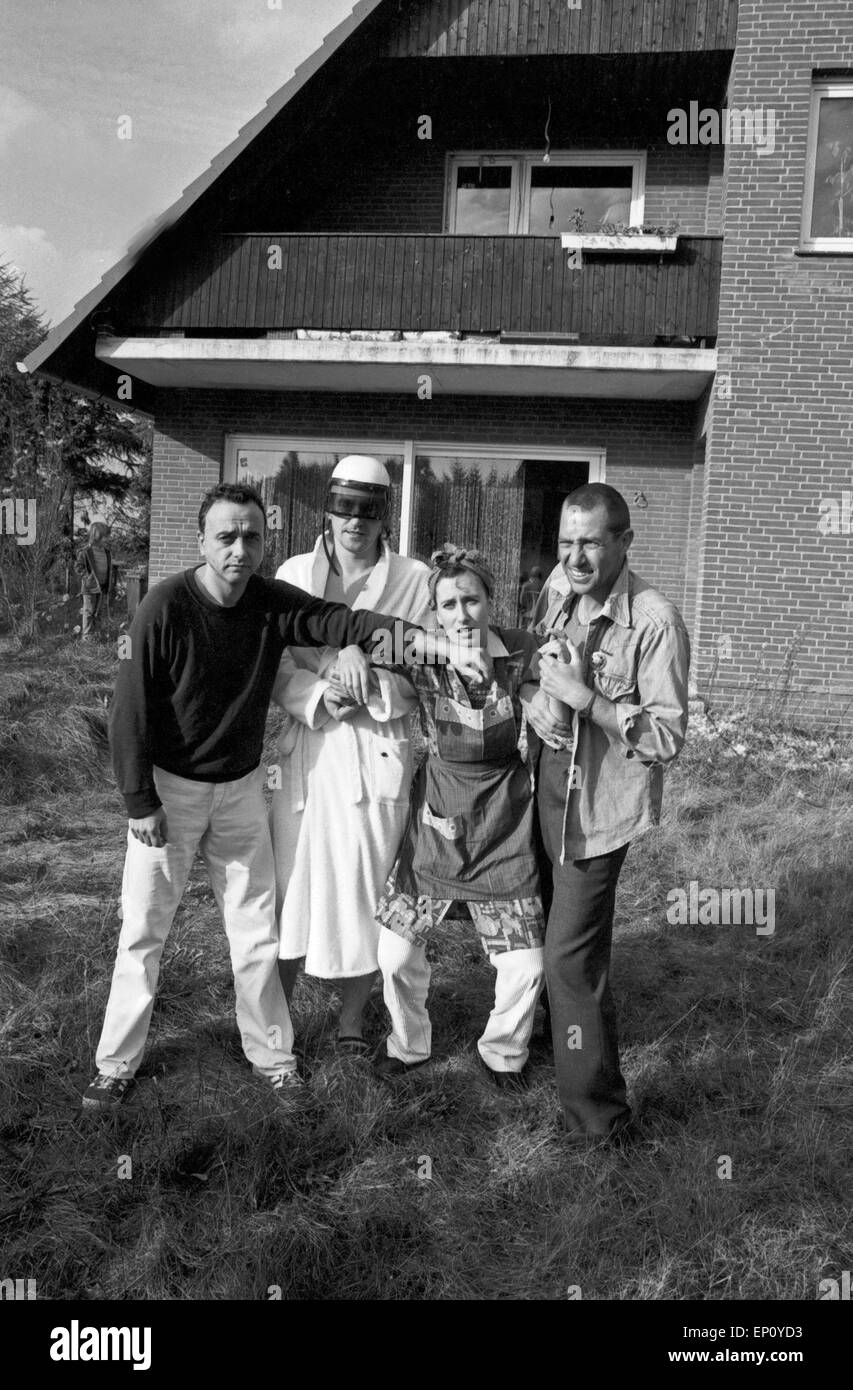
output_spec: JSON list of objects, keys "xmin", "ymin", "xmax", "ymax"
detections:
[{"xmin": 335, "ymin": 1035, "xmax": 371, "ymax": 1056}]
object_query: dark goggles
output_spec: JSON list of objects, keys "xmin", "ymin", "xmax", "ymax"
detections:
[{"xmin": 325, "ymin": 480, "xmax": 390, "ymax": 521}]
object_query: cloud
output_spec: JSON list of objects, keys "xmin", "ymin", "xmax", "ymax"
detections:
[
  {"xmin": 0, "ymin": 223, "xmax": 115, "ymax": 326},
  {"xmin": 0, "ymin": 224, "xmax": 58, "ymax": 276},
  {"xmin": 0, "ymin": 84, "xmax": 40, "ymax": 153}
]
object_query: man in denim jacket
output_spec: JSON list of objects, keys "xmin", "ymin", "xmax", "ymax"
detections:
[{"xmin": 524, "ymin": 483, "xmax": 690, "ymax": 1143}]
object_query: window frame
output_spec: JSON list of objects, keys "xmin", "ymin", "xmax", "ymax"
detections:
[
  {"xmin": 801, "ymin": 81, "xmax": 853, "ymax": 253},
  {"xmin": 445, "ymin": 151, "xmax": 647, "ymax": 234},
  {"xmin": 224, "ymin": 434, "xmax": 605, "ymax": 557}
]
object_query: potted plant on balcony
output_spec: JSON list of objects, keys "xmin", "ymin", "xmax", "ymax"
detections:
[{"xmin": 560, "ymin": 211, "xmax": 680, "ymax": 253}]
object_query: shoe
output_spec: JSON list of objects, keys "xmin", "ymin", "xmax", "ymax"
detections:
[
  {"xmin": 335, "ymin": 1035, "xmax": 371, "ymax": 1057},
  {"xmin": 561, "ymin": 1116, "xmax": 639, "ymax": 1150},
  {"xmin": 373, "ymin": 1053, "xmax": 430, "ymax": 1081},
  {"xmin": 268, "ymin": 1068, "xmax": 305, "ymax": 1090},
  {"xmin": 82, "ymin": 1073, "xmax": 133, "ymax": 1110},
  {"xmin": 480, "ymin": 1059, "xmax": 530, "ymax": 1092}
]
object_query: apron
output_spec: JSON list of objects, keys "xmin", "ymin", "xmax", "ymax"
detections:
[{"xmin": 395, "ymin": 662, "xmax": 539, "ymax": 902}]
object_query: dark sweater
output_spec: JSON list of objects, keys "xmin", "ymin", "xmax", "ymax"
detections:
[{"xmin": 110, "ymin": 566, "xmax": 419, "ymax": 818}]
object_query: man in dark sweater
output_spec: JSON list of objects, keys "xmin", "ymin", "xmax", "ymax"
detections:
[{"xmin": 84, "ymin": 483, "xmax": 482, "ymax": 1110}]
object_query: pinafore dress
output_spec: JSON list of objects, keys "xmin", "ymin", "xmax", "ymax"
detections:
[{"xmin": 393, "ymin": 628, "xmax": 540, "ymax": 903}]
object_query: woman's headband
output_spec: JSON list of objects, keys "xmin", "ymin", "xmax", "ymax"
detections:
[{"xmin": 427, "ymin": 544, "xmax": 495, "ymax": 602}]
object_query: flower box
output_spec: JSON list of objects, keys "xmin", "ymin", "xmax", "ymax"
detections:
[{"xmin": 560, "ymin": 233, "xmax": 679, "ymax": 253}]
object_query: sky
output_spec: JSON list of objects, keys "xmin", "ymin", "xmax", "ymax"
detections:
[{"xmin": 0, "ymin": 0, "xmax": 357, "ymax": 327}]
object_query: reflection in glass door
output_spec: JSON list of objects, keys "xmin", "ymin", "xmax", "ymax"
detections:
[{"xmin": 411, "ymin": 454, "xmax": 589, "ymax": 628}]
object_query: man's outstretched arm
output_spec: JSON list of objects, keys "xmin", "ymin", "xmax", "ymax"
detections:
[{"xmin": 274, "ymin": 580, "xmax": 490, "ymax": 683}]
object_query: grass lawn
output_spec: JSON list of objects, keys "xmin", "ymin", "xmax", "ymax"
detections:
[{"xmin": 1, "ymin": 636, "xmax": 851, "ymax": 1301}]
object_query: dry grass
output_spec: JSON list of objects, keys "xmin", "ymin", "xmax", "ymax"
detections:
[{"xmin": 1, "ymin": 637, "xmax": 851, "ymax": 1300}]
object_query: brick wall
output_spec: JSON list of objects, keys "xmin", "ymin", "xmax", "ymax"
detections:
[
  {"xmin": 698, "ymin": 0, "xmax": 853, "ymax": 720},
  {"xmin": 149, "ymin": 389, "xmax": 699, "ymax": 625}
]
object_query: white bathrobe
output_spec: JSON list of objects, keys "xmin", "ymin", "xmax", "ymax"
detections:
[{"xmin": 270, "ymin": 538, "xmax": 431, "ymax": 978}]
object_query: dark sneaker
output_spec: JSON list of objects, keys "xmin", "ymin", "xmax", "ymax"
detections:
[
  {"xmin": 480, "ymin": 1059, "xmax": 530, "ymax": 1092},
  {"xmin": 334, "ymin": 1035, "xmax": 371, "ymax": 1057},
  {"xmin": 82, "ymin": 1073, "xmax": 133, "ymax": 1110},
  {"xmin": 373, "ymin": 1053, "xmax": 430, "ymax": 1081}
]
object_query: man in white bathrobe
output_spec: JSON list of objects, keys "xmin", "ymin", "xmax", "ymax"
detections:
[{"xmin": 269, "ymin": 457, "xmax": 431, "ymax": 1052}]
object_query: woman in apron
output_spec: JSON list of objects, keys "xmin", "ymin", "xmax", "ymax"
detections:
[{"xmin": 374, "ymin": 546, "xmax": 546, "ymax": 1090}]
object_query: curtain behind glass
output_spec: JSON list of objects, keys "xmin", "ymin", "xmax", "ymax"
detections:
[
  {"xmin": 238, "ymin": 450, "xmax": 402, "ymax": 575},
  {"xmin": 412, "ymin": 454, "xmax": 524, "ymax": 628}
]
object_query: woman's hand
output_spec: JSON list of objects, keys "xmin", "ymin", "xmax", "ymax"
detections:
[{"xmin": 331, "ymin": 645, "xmax": 373, "ymax": 705}]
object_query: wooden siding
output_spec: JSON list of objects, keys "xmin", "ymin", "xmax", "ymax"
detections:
[
  {"xmin": 382, "ymin": 0, "xmax": 739, "ymax": 57},
  {"xmin": 122, "ymin": 234, "xmax": 722, "ymax": 342}
]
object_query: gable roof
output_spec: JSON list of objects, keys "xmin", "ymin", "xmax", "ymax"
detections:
[{"xmin": 22, "ymin": 0, "xmax": 387, "ymax": 387}]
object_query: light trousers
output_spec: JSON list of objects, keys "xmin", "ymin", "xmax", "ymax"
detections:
[
  {"xmin": 96, "ymin": 766, "xmax": 296, "ymax": 1079},
  {"xmin": 377, "ymin": 926, "xmax": 544, "ymax": 1072}
]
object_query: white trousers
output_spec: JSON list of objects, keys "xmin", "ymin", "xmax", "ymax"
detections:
[
  {"xmin": 96, "ymin": 767, "xmax": 296, "ymax": 1079},
  {"xmin": 377, "ymin": 927, "xmax": 544, "ymax": 1072}
]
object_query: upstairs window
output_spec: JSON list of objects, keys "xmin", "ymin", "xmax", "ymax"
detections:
[
  {"xmin": 453, "ymin": 162, "xmax": 515, "ymax": 233},
  {"xmin": 446, "ymin": 152, "xmax": 646, "ymax": 234},
  {"xmin": 802, "ymin": 81, "xmax": 853, "ymax": 251}
]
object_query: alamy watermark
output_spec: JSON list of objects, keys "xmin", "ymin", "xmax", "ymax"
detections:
[
  {"xmin": 667, "ymin": 102, "xmax": 776, "ymax": 157},
  {"xmin": 50, "ymin": 1321, "xmax": 151, "ymax": 1371},
  {"xmin": 0, "ymin": 497, "xmax": 36, "ymax": 545},
  {"xmin": 818, "ymin": 490, "xmax": 853, "ymax": 535},
  {"xmin": 666, "ymin": 882, "xmax": 776, "ymax": 936}
]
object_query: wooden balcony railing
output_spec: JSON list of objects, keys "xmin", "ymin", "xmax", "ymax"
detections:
[{"xmin": 123, "ymin": 234, "xmax": 722, "ymax": 344}]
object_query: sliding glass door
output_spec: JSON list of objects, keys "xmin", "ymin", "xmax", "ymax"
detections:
[
  {"xmin": 226, "ymin": 436, "xmax": 600, "ymax": 610},
  {"xmin": 411, "ymin": 453, "xmax": 589, "ymax": 626}
]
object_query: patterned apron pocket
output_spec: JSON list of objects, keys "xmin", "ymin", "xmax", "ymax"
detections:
[{"xmin": 421, "ymin": 800, "xmax": 462, "ymax": 840}]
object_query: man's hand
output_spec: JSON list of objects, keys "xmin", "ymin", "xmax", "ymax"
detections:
[
  {"xmin": 129, "ymin": 807, "xmax": 168, "ymax": 847},
  {"xmin": 331, "ymin": 645, "xmax": 372, "ymax": 705},
  {"xmin": 323, "ymin": 685, "xmax": 360, "ymax": 722},
  {"xmin": 539, "ymin": 640, "xmax": 594, "ymax": 713},
  {"xmin": 523, "ymin": 687, "xmax": 573, "ymax": 750}
]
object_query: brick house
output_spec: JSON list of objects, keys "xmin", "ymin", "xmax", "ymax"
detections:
[{"xmin": 24, "ymin": 0, "xmax": 853, "ymax": 720}]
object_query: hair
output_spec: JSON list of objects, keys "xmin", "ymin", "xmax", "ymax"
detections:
[
  {"xmin": 562, "ymin": 483, "xmax": 631, "ymax": 536},
  {"xmin": 88, "ymin": 521, "xmax": 111, "ymax": 545},
  {"xmin": 198, "ymin": 482, "xmax": 267, "ymax": 534},
  {"xmin": 427, "ymin": 544, "xmax": 495, "ymax": 606}
]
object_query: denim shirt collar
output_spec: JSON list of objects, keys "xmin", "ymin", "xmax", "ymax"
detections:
[{"xmin": 555, "ymin": 559, "xmax": 633, "ymax": 629}]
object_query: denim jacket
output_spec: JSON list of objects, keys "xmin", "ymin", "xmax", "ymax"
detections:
[{"xmin": 532, "ymin": 560, "xmax": 690, "ymax": 860}]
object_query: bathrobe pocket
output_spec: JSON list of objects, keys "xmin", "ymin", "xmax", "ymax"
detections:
[{"xmin": 368, "ymin": 736, "xmax": 412, "ymax": 804}]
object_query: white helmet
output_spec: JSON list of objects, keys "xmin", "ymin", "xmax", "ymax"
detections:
[{"xmin": 325, "ymin": 455, "xmax": 391, "ymax": 520}]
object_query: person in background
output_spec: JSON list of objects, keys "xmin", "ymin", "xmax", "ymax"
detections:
[
  {"xmin": 373, "ymin": 545, "xmax": 545, "ymax": 1091},
  {"xmin": 518, "ymin": 566, "xmax": 544, "ymax": 625},
  {"xmin": 270, "ymin": 457, "xmax": 431, "ymax": 1055},
  {"xmin": 75, "ymin": 521, "xmax": 115, "ymax": 639}
]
